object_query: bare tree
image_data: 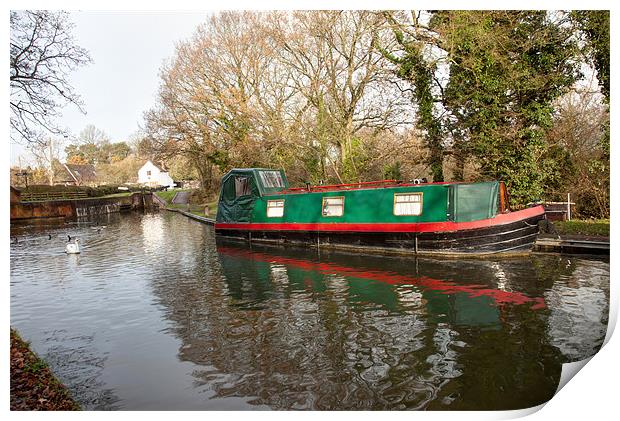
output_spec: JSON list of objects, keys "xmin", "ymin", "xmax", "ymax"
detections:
[
  {"xmin": 10, "ymin": 11, "xmax": 91, "ymax": 144},
  {"xmin": 145, "ymin": 11, "xmax": 302, "ymax": 189},
  {"xmin": 26, "ymin": 137, "xmax": 67, "ymax": 185},
  {"xmin": 546, "ymin": 87, "xmax": 609, "ymax": 218},
  {"xmin": 272, "ymin": 11, "xmax": 410, "ymax": 182},
  {"xmin": 78, "ymin": 124, "xmax": 110, "ymax": 145},
  {"xmin": 146, "ymin": 11, "xmax": 412, "ymax": 188}
]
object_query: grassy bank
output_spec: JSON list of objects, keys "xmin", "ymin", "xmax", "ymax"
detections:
[
  {"xmin": 552, "ymin": 219, "xmax": 610, "ymax": 237},
  {"xmin": 155, "ymin": 189, "xmax": 218, "ymax": 219},
  {"xmin": 10, "ymin": 328, "xmax": 80, "ymax": 411}
]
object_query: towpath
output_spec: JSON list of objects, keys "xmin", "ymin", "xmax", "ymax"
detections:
[{"xmin": 172, "ymin": 191, "xmax": 191, "ymax": 205}]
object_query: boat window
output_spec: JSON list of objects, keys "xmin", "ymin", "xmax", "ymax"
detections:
[
  {"xmin": 394, "ymin": 193, "xmax": 423, "ymax": 216},
  {"xmin": 322, "ymin": 196, "xmax": 344, "ymax": 217},
  {"xmin": 235, "ymin": 177, "xmax": 252, "ymax": 197},
  {"xmin": 259, "ymin": 171, "xmax": 285, "ymax": 189},
  {"xmin": 267, "ymin": 200, "xmax": 285, "ymax": 217}
]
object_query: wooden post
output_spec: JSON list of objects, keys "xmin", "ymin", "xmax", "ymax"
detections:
[
  {"xmin": 48, "ymin": 138, "xmax": 54, "ymax": 185},
  {"xmin": 567, "ymin": 193, "xmax": 571, "ymax": 221}
]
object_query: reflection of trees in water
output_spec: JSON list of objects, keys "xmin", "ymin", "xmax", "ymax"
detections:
[
  {"xmin": 149, "ymin": 232, "xmax": 570, "ymax": 410},
  {"xmin": 436, "ymin": 306, "xmax": 561, "ymax": 410},
  {"xmin": 41, "ymin": 329, "xmax": 121, "ymax": 410},
  {"xmin": 543, "ymin": 259, "xmax": 610, "ymax": 361}
]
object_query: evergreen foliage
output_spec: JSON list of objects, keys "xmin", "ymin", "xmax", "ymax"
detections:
[
  {"xmin": 571, "ymin": 11, "xmax": 610, "ymax": 102},
  {"xmin": 385, "ymin": 11, "xmax": 582, "ymax": 205}
]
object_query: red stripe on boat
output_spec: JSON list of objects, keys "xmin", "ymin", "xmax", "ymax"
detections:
[{"xmin": 215, "ymin": 205, "xmax": 545, "ymax": 233}]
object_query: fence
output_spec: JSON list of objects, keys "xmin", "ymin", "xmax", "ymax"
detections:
[
  {"xmin": 19, "ymin": 191, "xmax": 89, "ymax": 202},
  {"xmin": 541, "ymin": 192, "xmax": 575, "ymax": 221}
]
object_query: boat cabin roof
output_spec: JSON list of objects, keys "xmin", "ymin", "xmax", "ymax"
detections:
[
  {"xmin": 222, "ymin": 168, "xmax": 496, "ymax": 198},
  {"xmin": 274, "ymin": 179, "xmax": 475, "ymax": 195}
]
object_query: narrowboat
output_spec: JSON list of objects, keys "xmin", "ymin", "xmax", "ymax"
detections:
[{"xmin": 214, "ymin": 168, "xmax": 546, "ymax": 256}]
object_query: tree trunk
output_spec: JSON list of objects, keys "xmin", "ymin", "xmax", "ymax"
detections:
[
  {"xmin": 453, "ymin": 152, "xmax": 465, "ymax": 182},
  {"xmin": 340, "ymin": 116, "xmax": 357, "ymax": 182},
  {"xmin": 194, "ymin": 160, "xmax": 213, "ymax": 193},
  {"xmin": 429, "ymin": 137, "xmax": 444, "ymax": 182}
]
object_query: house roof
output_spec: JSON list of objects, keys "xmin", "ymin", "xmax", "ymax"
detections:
[
  {"xmin": 62, "ymin": 164, "xmax": 97, "ymax": 184},
  {"xmin": 143, "ymin": 160, "xmax": 168, "ymax": 172}
]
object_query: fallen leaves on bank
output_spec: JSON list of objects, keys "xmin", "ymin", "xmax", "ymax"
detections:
[{"xmin": 10, "ymin": 328, "xmax": 80, "ymax": 411}]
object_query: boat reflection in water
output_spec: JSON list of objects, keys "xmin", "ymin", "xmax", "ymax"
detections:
[{"xmin": 166, "ymin": 238, "xmax": 566, "ymax": 410}]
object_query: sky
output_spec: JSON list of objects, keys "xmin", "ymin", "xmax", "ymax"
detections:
[{"xmin": 10, "ymin": 10, "xmax": 210, "ymax": 165}]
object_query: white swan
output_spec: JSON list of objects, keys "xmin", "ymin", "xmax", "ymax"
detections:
[{"xmin": 65, "ymin": 239, "xmax": 81, "ymax": 254}]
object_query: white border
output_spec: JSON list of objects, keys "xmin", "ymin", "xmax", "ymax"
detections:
[{"xmin": 4, "ymin": 2, "xmax": 617, "ymax": 420}]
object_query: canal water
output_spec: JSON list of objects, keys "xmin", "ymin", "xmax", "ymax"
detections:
[{"xmin": 10, "ymin": 212, "xmax": 610, "ymax": 410}]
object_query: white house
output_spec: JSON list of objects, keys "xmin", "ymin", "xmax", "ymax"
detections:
[{"xmin": 137, "ymin": 160, "xmax": 175, "ymax": 188}]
